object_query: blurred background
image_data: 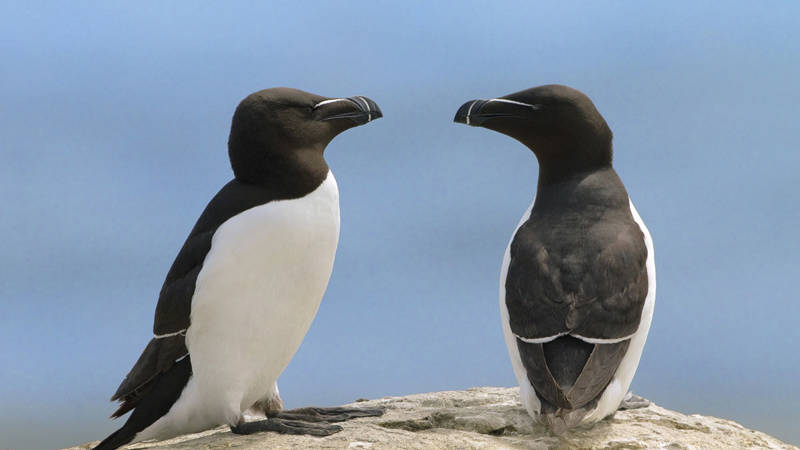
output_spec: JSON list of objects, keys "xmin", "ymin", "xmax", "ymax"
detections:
[{"xmin": 1, "ymin": 2, "xmax": 798, "ymax": 448}]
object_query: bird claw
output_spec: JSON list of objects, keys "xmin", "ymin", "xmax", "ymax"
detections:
[
  {"xmin": 230, "ymin": 418, "xmax": 343, "ymax": 436},
  {"xmin": 268, "ymin": 406, "xmax": 385, "ymax": 423},
  {"xmin": 619, "ymin": 392, "xmax": 650, "ymax": 410}
]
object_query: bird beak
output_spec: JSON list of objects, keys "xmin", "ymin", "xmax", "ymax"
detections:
[
  {"xmin": 314, "ymin": 96, "xmax": 383, "ymax": 125},
  {"xmin": 454, "ymin": 98, "xmax": 539, "ymax": 127}
]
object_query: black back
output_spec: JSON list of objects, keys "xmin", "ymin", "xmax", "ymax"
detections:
[
  {"xmin": 455, "ymin": 84, "xmax": 649, "ymax": 417},
  {"xmin": 508, "ymin": 168, "xmax": 647, "ymax": 412},
  {"xmin": 506, "ymin": 167, "xmax": 648, "ymax": 341}
]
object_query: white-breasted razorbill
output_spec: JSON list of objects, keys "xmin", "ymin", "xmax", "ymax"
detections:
[{"xmin": 95, "ymin": 88, "xmax": 383, "ymax": 450}]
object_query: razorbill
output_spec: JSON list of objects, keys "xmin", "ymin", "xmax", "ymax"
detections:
[
  {"xmin": 94, "ymin": 88, "xmax": 384, "ymax": 449},
  {"xmin": 454, "ymin": 85, "xmax": 655, "ymax": 433}
]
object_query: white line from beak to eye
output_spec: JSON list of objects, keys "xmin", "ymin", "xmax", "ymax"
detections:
[
  {"xmin": 356, "ymin": 96, "xmax": 371, "ymax": 122},
  {"xmin": 465, "ymin": 100, "xmax": 478, "ymax": 125},
  {"xmin": 313, "ymin": 98, "xmax": 349, "ymax": 109},
  {"xmin": 486, "ymin": 98, "xmax": 541, "ymax": 109}
]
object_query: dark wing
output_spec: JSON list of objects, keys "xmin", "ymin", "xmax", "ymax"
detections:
[
  {"xmin": 109, "ymin": 335, "xmax": 188, "ymax": 417},
  {"xmin": 517, "ymin": 337, "xmax": 630, "ymax": 411},
  {"xmin": 505, "ymin": 207, "xmax": 648, "ymax": 410},
  {"xmin": 95, "ymin": 357, "xmax": 192, "ymax": 450},
  {"xmin": 152, "ymin": 230, "xmax": 214, "ymax": 335},
  {"xmin": 505, "ymin": 213, "xmax": 648, "ymax": 341},
  {"xmin": 109, "ymin": 180, "xmax": 277, "ymax": 415},
  {"xmin": 566, "ymin": 217, "xmax": 650, "ymax": 339},
  {"xmin": 108, "ymin": 225, "xmax": 213, "ymax": 415}
]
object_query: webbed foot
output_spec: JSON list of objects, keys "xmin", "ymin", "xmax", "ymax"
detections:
[
  {"xmin": 230, "ymin": 418, "xmax": 343, "ymax": 436},
  {"xmin": 619, "ymin": 392, "xmax": 650, "ymax": 410},
  {"xmin": 269, "ymin": 406, "xmax": 385, "ymax": 423}
]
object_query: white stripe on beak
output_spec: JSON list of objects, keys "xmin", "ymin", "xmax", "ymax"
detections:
[
  {"xmin": 486, "ymin": 98, "xmax": 541, "ymax": 110},
  {"xmin": 313, "ymin": 98, "xmax": 350, "ymax": 109},
  {"xmin": 355, "ymin": 96, "xmax": 372, "ymax": 122},
  {"xmin": 465, "ymin": 100, "xmax": 479, "ymax": 126}
]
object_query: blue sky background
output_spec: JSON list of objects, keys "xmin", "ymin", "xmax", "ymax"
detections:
[{"xmin": 1, "ymin": 2, "xmax": 799, "ymax": 449}]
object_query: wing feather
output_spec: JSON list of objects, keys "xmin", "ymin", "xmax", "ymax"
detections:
[{"xmin": 109, "ymin": 180, "xmax": 278, "ymax": 416}]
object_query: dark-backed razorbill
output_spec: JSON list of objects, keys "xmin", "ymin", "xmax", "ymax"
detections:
[{"xmin": 454, "ymin": 84, "xmax": 655, "ymax": 433}]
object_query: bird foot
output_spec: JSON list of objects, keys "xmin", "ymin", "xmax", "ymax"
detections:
[
  {"xmin": 230, "ymin": 418, "xmax": 343, "ymax": 437},
  {"xmin": 619, "ymin": 392, "xmax": 650, "ymax": 410},
  {"xmin": 268, "ymin": 406, "xmax": 385, "ymax": 423},
  {"xmin": 542, "ymin": 408, "xmax": 587, "ymax": 436}
]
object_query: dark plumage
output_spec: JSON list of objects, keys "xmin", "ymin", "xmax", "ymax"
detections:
[{"xmin": 455, "ymin": 84, "xmax": 655, "ymax": 433}]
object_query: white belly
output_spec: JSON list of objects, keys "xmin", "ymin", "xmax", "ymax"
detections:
[
  {"xmin": 136, "ymin": 171, "xmax": 340, "ymax": 441},
  {"xmin": 500, "ymin": 198, "xmax": 655, "ymax": 424}
]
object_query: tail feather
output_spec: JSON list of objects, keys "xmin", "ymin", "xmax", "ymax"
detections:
[
  {"xmin": 542, "ymin": 335, "xmax": 593, "ymax": 392},
  {"xmin": 93, "ymin": 356, "xmax": 192, "ymax": 450},
  {"xmin": 542, "ymin": 408, "xmax": 589, "ymax": 436},
  {"xmin": 92, "ymin": 426, "xmax": 137, "ymax": 450}
]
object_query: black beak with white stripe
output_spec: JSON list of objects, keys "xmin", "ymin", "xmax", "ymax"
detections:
[
  {"xmin": 315, "ymin": 96, "xmax": 382, "ymax": 125},
  {"xmin": 454, "ymin": 84, "xmax": 655, "ymax": 434},
  {"xmin": 453, "ymin": 98, "xmax": 539, "ymax": 127}
]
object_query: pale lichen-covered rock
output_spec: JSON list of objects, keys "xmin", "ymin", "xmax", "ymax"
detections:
[{"xmin": 69, "ymin": 387, "xmax": 796, "ymax": 450}]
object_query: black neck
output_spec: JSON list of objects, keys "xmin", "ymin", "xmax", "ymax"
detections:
[
  {"xmin": 531, "ymin": 139, "xmax": 613, "ymax": 188},
  {"xmin": 232, "ymin": 147, "xmax": 329, "ymax": 199},
  {"xmin": 536, "ymin": 159, "xmax": 611, "ymax": 188},
  {"xmin": 534, "ymin": 166, "xmax": 629, "ymax": 212}
]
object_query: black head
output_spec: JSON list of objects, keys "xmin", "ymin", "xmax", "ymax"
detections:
[
  {"xmin": 228, "ymin": 87, "xmax": 382, "ymax": 185},
  {"xmin": 454, "ymin": 85, "xmax": 613, "ymax": 179}
]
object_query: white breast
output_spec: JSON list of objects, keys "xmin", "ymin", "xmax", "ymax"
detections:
[{"xmin": 135, "ymin": 171, "xmax": 340, "ymax": 441}]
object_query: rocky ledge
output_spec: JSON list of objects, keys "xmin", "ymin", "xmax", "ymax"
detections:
[{"xmin": 71, "ymin": 387, "xmax": 796, "ymax": 449}]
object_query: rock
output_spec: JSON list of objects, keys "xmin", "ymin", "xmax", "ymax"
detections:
[{"xmin": 69, "ymin": 387, "xmax": 796, "ymax": 449}]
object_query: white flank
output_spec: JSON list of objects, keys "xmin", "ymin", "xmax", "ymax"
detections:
[
  {"xmin": 499, "ymin": 197, "xmax": 541, "ymax": 416},
  {"xmin": 133, "ymin": 171, "xmax": 340, "ymax": 442}
]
